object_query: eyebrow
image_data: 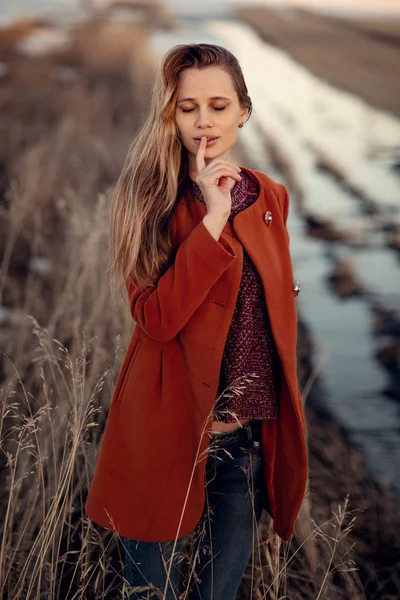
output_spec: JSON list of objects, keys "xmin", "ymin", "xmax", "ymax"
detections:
[{"xmin": 177, "ymin": 96, "xmax": 231, "ymax": 104}]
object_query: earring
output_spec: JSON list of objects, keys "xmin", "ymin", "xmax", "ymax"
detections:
[{"xmin": 238, "ymin": 122, "xmax": 243, "ymax": 128}]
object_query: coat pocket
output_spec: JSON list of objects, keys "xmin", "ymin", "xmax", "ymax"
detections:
[
  {"xmin": 179, "ymin": 296, "xmax": 229, "ymax": 349},
  {"xmin": 114, "ymin": 337, "xmax": 143, "ymax": 408}
]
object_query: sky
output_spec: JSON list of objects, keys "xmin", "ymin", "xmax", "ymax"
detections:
[
  {"xmin": 2, "ymin": 0, "xmax": 399, "ymax": 23},
  {"xmin": 223, "ymin": 0, "xmax": 400, "ymax": 16}
]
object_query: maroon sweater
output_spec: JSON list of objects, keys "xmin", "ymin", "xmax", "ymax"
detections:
[{"xmin": 187, "ymin": 171, "xmax": 282, "ymax": 422}]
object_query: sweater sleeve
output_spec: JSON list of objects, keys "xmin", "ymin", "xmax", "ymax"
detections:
[{"xmin": 125, "ymin": 219, "xmax": 237, "ymax": 342}]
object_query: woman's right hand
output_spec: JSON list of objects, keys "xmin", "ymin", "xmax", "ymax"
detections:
[{"xmin": 195, "ymin": 136, "xmax": 242, "ymax": 222}]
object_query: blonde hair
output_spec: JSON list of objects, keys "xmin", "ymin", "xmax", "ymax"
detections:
[{"xmin": 109, "ymin": 43, "xmax": 253, "ymax": 293}]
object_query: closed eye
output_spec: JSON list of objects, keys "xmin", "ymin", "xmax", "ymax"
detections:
[{"xmin": 181, "ymin": 107, "xmax": 226, "ymax": 113}]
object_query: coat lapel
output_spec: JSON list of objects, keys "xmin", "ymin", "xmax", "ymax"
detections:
[
  {"xmin": 176, "ymin": 167, "xmax": 297, "ymax": 362},
  {"xmin": 231, "ymin": 175, "xmax": 297, "ymax": 358}
]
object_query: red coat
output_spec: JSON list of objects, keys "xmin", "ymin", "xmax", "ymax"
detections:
[{"xmin": 85, "ymin": 166, "xmax": 308, "ymax": 543}]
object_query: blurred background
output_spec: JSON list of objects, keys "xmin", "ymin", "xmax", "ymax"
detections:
[{"xmin": 0, "ymin": 1, "xmax": 399, "ymax": 598}]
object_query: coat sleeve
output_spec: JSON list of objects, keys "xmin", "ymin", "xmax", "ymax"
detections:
[{"xmin": 125, "ymin": 219, "xmax": 237, "ymax": 342}]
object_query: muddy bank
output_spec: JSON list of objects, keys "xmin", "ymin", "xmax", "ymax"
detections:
[
  {"xmin": 234, "ymin": 5, "xmax": 400, "ymax": 120},
  {"xmin": 297, "ymin": 318, "xmax": 400, "ymax": 599}
]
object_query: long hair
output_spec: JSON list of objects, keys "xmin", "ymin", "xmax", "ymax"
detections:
[{"xmin": 108, "ymin": 43, "xmax": 253, "ymax": 293}]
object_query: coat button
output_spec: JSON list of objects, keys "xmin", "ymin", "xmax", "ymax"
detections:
[
  {"xmin": 252, "ymin": 440, "xmax": 260, "ymax": 450},
  {"xmin": 293, "ymin": 281, "xmax": 301, "ymax": 297},
  {"xmin": 264, "ymin": 211, "xmax": 273, "ymax": 226}
]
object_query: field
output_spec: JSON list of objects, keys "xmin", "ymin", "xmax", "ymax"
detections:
[{"xmin": 0, "ymin": 3, "xmax": 399, "ymax": 598}]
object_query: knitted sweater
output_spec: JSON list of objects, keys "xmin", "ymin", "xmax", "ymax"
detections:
[{"xmin": 186, "ymin": 170, "xmax": 282, "ymax": 423}]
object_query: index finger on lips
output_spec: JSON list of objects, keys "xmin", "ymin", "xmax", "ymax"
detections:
[{"xmin": 195, "ymin": 136, "xmax": 207, "ymax": 173}]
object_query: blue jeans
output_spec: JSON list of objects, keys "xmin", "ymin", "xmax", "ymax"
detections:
[{"xmin": 123, "ymin": 419, "xmax": 268, "ymax": 599}]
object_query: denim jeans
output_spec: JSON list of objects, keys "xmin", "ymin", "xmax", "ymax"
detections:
[{"xmin": 123, "ymin": 419, "xmax": 268, "ymax": 599}]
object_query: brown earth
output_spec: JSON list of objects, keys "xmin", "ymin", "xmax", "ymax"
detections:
[{"xmin": 234, "ymin": 5, "xmax": 400, "ymax": 119}]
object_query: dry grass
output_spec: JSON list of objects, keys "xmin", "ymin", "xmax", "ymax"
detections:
[
  {"xmin": 0, "ymin": 342, "xmax": 364, "ymax": 598},
  {"xmin": 0, "ymin": 9, "xmax": 399, "ymax": 600}
]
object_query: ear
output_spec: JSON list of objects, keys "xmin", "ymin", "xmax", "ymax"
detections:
[{"xmin": 240, "ymin": 107, "xmax": 249, "ymax": 123}]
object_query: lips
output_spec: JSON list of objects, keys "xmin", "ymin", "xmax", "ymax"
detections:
[{"xmin": 193, "ymin": 136, "xmax": 219, "ymax": 141}]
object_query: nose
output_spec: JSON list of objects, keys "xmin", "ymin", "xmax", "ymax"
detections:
[{"xmin": 195, "ymin": 110, "xmax": 214, "ymax": 129}]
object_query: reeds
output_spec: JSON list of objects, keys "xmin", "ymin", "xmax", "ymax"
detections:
[
  {"xmin": 0, "ymin": 8, "xmax": 399, "ymax": 599},
  {"xmin": 0, "ymin": 336, "xmax": 364, "ymax": 598}
]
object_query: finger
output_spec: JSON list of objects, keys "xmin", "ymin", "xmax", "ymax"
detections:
[
  {"xmin": 206, "ymin": 167, "xmax": 242, "ymax": 182},
  {"xmin": 195, "ymin": 136, "xmax": 207, "ymax": 173}
]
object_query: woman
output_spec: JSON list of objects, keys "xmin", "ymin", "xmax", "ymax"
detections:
[{"xmin": 85, "ymin": 43, "xmax": 308, "ymax": 599}]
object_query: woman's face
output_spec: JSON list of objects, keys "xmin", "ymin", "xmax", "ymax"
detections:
[{"xmin": 175, "ymin": 66, "xmax": 248, "ymax": 176}]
